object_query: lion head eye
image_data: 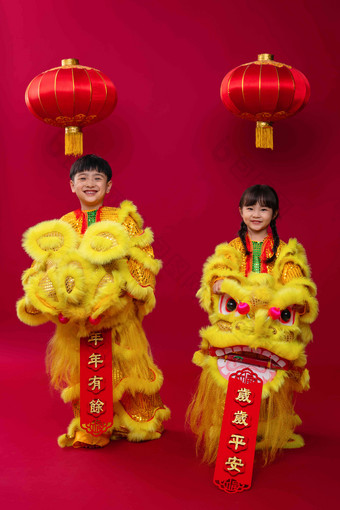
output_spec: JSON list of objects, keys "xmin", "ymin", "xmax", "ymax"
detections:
[
  {"xmin": 226, "ymin": 298, "xmax": 237, "ymax": 312},
  {"xmin": 279, "ymin": 307, "xmax": 295, "ymax": 325},
  {"xmin": 219, "ymin": 295, "xmax": 238, "ymax": 315}
]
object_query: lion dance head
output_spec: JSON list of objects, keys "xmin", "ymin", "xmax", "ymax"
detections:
[
  {"xmin": 187, "ymin": 239, "xmax": 318, "ymax": 464},
  {"xmin": 17, "ymin": 219, "xmax": 159, "ymax": 393}
]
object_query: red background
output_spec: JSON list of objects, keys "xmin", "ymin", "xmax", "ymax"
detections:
[{"xmin": 1, "ymin": 0, "xmax": 339, "ymax": 508}]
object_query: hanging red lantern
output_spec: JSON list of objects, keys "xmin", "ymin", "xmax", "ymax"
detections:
[
  {"xmin": 220, "ymin": 54, "xmax": 310, "ymax": 149},
  {"xmin": 25, "ymin": 58, "xmax": 117, "ymax": 156}
]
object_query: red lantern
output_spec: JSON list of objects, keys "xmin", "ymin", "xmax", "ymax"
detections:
[
  {"xmin": 25, "ymin": 58, "xmax": 117, "ymax": 156},
  {"xmin": 220, "ymin": 54, "xmax": 310, "ymax": 149}
]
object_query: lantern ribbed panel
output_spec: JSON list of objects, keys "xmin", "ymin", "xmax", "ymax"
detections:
[
  {"xmin": 220, "ymin": 56, "xmax": 310, "ymax": 149},
  {"xmin": 25, "ymin": 65, "xmax": 117, "ymax": 128},
  {"xmin": 220, "ymin": 60, "xmax": 310, "ymax": 123}
]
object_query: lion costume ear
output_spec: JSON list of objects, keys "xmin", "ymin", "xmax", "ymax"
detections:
[
  {"xmin": 196, "ymin": 243, "xmax": 243, "ymax": 313},
  {"xmin": 273, "ymin": 238, "xmax": 318, "ymax": 323},
  {"xmin": 22, "ymin": 220, "xmax": 79, "ymax": 262},
  {"xmin": 16, "ymin": 297, "xmax": 49, "ymax": 326},
  {"xmin": 273, "ymin": 239, "xmax": 311, "ymax": 285},
  {"xmin": 78, "ymin": 221, "xmax": 130, "ymax": 265}
]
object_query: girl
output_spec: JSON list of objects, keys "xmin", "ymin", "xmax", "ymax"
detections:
[
  {"xmin": 187, "ymin": 183, "xmax": 318, "ymax": 469},
  {"xmin": 213, "ymin": 184, "xmax": 302, "ymax": 292}
]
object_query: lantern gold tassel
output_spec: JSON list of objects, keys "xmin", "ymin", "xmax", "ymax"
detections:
[
  {"xmin": 65, "ymin": 127, "xmax": 83, "ymax": 156},
  {"xmin": 256, "ymin": 121, "xmax": 273, "ymax": 150}
]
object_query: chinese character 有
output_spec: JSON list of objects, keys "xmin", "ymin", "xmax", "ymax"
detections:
[{"xmin": 88, "ymin": 376, "xmax": 104, "ymax": 391}]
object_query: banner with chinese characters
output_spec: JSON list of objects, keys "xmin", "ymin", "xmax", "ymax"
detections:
[
  {"xmin": 80, "ymin": 330, "xmax": 114, "ymax": 436},
  {"xmin": 214, "ymin": 367, "xmax": 263, "ymax": 493}
]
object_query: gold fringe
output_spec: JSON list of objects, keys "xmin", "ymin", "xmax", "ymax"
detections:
[
  {"xmin": 187, "ymin": 370, "xmax": 301, "ymax": 465},
  {"xmin": 186, "ymin": 370, "xmax": 226, "ymax": 464},
  {"xmin": 65, "ymin": 127, "xmax": 83, "ymax": 156},
  {"xmin": 256, "ymin": 121, "xmax": 273, "ymax": 150}
]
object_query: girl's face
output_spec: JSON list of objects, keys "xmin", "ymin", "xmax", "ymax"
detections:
[{"xmin": 239, "ymin": 202, "xmax": 274, "ymax": 238}]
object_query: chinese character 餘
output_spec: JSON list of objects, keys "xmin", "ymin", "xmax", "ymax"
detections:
[{"xmin": 89, "ymin": 399, "xmax": 105, "ymax": 414}]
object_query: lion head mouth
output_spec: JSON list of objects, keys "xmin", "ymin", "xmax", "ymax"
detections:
[{"xmin": 209, "ymin": 345, "xmax": 292, "ymax": 384}]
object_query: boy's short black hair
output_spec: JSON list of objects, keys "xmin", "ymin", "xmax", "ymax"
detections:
[{"xmin": 70, "ymin": 154, "xmax": 112, "ymax": 181}]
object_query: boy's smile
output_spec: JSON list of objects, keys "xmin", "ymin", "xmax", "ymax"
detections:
[{"xmin": 70, "ymin": 169, "xmax": 112, "ymax": 211}]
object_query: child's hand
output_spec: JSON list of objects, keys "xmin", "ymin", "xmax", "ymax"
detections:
[{"xmin": 212, "ymin": 280, "xmax": 223, "ymax": 294}]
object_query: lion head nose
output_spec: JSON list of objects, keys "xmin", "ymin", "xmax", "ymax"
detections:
[
  {"xmin": 268, "ymin": 307, "xmax": 281, "ymax": 320},
  {"xmin": 236, "ymin": 302, "xmax": 250, "ymax": 315},
  {"xmin": 58, "ymin": 313, "xmax": 69, "ymax": 324},
  {"xmin": 89, "ymin": 315, "xmax": 102, "ymax": 325}
]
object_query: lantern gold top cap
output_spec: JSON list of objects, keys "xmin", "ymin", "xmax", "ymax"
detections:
[
  {"xmin": 61, "ymin": 58, "xmax": 79, "ymax": 66},
  {"xmin": 257, "ymin": 54, "xmax": 274, "ymax": 61}
]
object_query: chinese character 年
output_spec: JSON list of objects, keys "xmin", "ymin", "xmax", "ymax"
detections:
[{"xmin": 88, "ymin": 353, "xmax": 104, "ymax": 369}]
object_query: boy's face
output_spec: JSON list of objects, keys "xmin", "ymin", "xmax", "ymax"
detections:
[{"xmin": 70, "ymin": 169, "xmax": 112, "ymax": 211}]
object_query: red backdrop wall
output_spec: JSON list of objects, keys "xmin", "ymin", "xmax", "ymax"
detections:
[{"xmin": 1, "ymin": 1, "xmax": 339, "ymax": 508}]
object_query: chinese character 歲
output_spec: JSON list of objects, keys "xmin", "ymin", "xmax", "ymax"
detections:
[
  {"xmin": 235, "ymin": 388, "xmax": 252, "ymax": 404},
  {"xmin": 232, "ymin": 410, "xmax": 249, "ymax": 427}
]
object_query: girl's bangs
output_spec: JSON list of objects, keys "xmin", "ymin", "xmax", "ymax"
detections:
[{"xmin": 241, "ymin": 186, "xmax": 278, "ymax": 211}]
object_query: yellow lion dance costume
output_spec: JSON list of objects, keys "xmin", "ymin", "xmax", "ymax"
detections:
[
  {"xmin": 17, "ymin": 201, "xmax": 170, "ymax": 448},
  {"xmin": 187, "ymin": 239, "xmax": 318, "ymax": 464}
]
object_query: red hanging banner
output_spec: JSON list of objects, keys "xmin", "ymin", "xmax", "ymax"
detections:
[
  {"xmin": 214, "ymin": 367, "xmax": 263, "ymax": 493},
  {"xmin": 80, "ymin": 329, "xmax": 114, "ymax": 436}
]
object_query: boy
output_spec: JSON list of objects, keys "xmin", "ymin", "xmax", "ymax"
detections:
[{"xmin": 18, "ymin": 154, "xmax": 169, "ymax": 448}]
